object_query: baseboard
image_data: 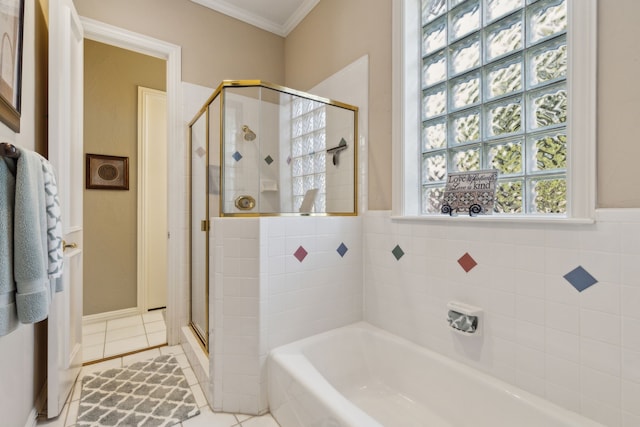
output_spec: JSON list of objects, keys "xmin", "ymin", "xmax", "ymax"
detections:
[
  {"xmin": 23, "ymin": 407, "xmax": 38, "ymax": 427},
  {"xmin": 82, "ymin": 307, "xmax": 141, "ymax": 325},
  {"xmin": 27, "ymin": 379, "xmax": 48, "ymax": 427}
]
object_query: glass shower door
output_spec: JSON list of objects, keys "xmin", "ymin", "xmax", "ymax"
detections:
[{"xmin": 190, "ymin": 112, "xmax": 208, "ymax": 348}]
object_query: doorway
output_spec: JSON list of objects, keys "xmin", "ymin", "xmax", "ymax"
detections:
[{"xmin": 81, "ymin": 18, "xmax": 181, "ymax": 360}]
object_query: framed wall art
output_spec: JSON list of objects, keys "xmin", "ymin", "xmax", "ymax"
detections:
[
  {"xmin": 86, "ymin": 154, "xmax": 129, "ymax": 190},
  {"xmin": 0, "ymin": 0, "xmax": 24, "ymax": 132}
]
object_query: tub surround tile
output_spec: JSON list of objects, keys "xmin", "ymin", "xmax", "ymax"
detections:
[
  {"xmin": 622, "ymin": 349, "xmax": 640, "ymax": 383},
  {"xmin": 581, "ymin": 396, "xmax": 621, "ymax": 427},
  {"xmin": 212, "ymin": 216, "xmax": 362, "ymax": 415},
  {"xmin": 623, "ymin": 411, "xmax": 640, "ymax": 427},
  {"xmin": 336, "ymin": 242, "xmax": 348, "ymax": 257},
  {"xmin": 457, "ymin": 252, "xmax": 477, "ymax": 272},
  {"xmin": 363, "ymin": 210, "xmax": 640, "ymax": 426},
  {"xmin": 293, "ymin": 245, "xmax": 308, "ymax": 262},
  {"xmin": 391, "ymin": 244, "xmax": 405, "ymax": 260},
  {"xmin": 563, "ymin": 266, "xmax": 598, "ymax": 292}
]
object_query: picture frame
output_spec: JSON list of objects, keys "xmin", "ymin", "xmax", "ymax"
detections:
[
  {"xmin": 0, "ymin": 0, "xmax": 24, "ymax": 132},
  {"xmin": 86, "ymin": 154, "xmax": 129, "ymax": 190}
]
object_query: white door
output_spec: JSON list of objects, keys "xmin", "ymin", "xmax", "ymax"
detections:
[
  {"xmin": 47, "ymin": 0, "xmax": 84, "ymax": 418},
  {"xmin": 138, "ymin": 87, "xmax": 167, "ymax": 310}
]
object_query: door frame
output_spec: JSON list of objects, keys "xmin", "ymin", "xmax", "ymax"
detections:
[{"xmin": 80, "ymin": 17, "xmax": 183, "ymax": 344}]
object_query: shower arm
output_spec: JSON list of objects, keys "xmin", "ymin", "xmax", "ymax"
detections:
[{"xmin": 326, "ymin": 138, "xmax": 348, "ymax": 166}]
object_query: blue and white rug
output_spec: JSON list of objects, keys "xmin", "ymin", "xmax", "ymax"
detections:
[{"xmin": 77, "ymin": 355, "xmax": 200, "ymax": 427}]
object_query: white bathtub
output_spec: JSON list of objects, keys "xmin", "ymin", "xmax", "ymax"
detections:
[{"xmin": 268, "ymin": 322, "xmax": 603, "ymax": 427}]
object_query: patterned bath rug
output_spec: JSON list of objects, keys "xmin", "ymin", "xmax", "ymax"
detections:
[{"xmin": 77, "ymin": 355, "xmax": 200, "ymax": 427}]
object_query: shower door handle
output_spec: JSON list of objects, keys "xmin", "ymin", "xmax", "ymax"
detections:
[{"xmin": 201, "ymin": 220, "xmax": 209, "ymax": 232}]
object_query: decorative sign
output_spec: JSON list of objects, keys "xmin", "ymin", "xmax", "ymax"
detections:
[{"xmin": 441, "ymin": 170, "xmax": 498, "ymax": 216}]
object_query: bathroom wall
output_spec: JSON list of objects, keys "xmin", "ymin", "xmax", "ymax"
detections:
[
  {"xmin": 83, "ymin": 40, "xmax": 166, "ymax": 315},
  {"xmin": 207, "ymin": 55, "xmax": 369, "ymax": 415},
  {"xmin": 284, "ymin": 0, "xmax": 391, "ymax": 211},
  {"xmin": 308, "ymin": 55, "xmax": 369, "ymax": 214},
  {"xmin": 74, "ymin": 0, "xmax": 285, "ymax": 89},
  {"xmin": 363, "ymin": 210, "xmax": 640, "ymax": 427},
  {"xmin": 285, "ymin": 0, "xmax": 640, "ymax": 210},
  {"xmin": 210, "ymin": 216, "xmax": 363, "ymax": 414},
  {"xmin": 0, "ymin": 0, "xmax": 49, "ymax": 425},
  {"xmin": 221, "ymin": 89, "xmax": 281, "ymax": 214},
  {"xmin": 597, "ymin": 0, "xmax": 640, "ymax": 207}
]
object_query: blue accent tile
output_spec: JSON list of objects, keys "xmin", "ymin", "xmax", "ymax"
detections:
[
  {"xmin": 392, "ymin": 245, "xmax": 404, "ymax": 261},
  {"xmin": 337, "ymin": 243, "xmax": 348, "ymax": 258},
  {"xmin": 264, "ymin": 155, "xmax": 274, "ymax": 165},
  {"xmin": 232, "ymin": 151, "xmax": 243, "ymax": 162},
  {"xmin": 564, "ymin": 266, "xmax": 598, "ymax": 292}
]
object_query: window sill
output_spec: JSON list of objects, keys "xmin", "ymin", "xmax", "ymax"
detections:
[{"xmin": 390, "ymin": 214, "xmax": 594, "ymax": 225}]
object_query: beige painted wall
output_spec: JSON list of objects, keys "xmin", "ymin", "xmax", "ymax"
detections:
[
  {"xmin": 597, "ymin": 0, "xmax": 640, "ymax": 207},
  {"xmin": 74, "ymin": 0, "xmax": 285, "ymax": 89},
  {"xmin": 0, "ymin": 0, "xmax": 49, "ymax": 424},
  {"xmin": 76, "ymin": 0, "xmax": 640, "ymax": 211},
  {"xmin": 83, "ymin": 40, "xmax": 166, "ymax": 315},
  {"xmin": 284, "ymin": 0, "xmax": 392, "ymax": 210}
]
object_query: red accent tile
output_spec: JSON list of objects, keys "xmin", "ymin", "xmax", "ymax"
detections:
[
  {"xmin": 294, "ymin": 246, "xmax": 308, "ymax": 263},
  {"xmin": 457, "ymin": 252, "xmax": 477, "ymax": 273}
]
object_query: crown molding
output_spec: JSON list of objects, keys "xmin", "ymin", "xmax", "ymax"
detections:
[
  {"xmin": 190, "ymin": 0, "xmax": 319, "ymax": 37},
  {"xmin": 283, "ymin": 0, "xmax": 320, "ymax": 36}
]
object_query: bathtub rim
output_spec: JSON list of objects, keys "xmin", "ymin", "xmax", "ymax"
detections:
[{"xmin": 268, "ymin": 321, "xmax": 603, "ymax": 427}]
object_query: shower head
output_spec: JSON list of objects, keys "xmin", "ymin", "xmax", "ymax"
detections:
[{"xmin": 242, "ymin": 125, "xmax": 256, "ymax": 141}]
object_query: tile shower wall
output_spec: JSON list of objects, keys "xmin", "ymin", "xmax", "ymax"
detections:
[
  {"xmin": 263, "ymin": 216, "xmax": 363, "ymax": 349},
  {"xmin": 211, "ymin": 216, "xmax": 363, "ymax": 415},
  {"xmin": 211, "ymin": 218, "xmax": 262, "ymax": 414},
  {"xmin": 363, "ymin": 210, "xmax": 640, "ymax": 427}
]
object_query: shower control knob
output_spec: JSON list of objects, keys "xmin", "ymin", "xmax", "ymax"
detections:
[{"xmin": 235, "ymin": 195, "xmax": 256, "ymax": 211}]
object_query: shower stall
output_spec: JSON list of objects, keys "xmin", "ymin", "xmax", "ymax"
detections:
[{"xmin": 187, "ymin": 80, "xmax": 358, "ymax": 352}]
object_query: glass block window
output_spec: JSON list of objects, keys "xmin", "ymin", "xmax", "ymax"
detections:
[
  {"xmin": 421, "ymin": 0, "xmax": 567, "ymax": 214},
  {"xmin": 291, "ymin": 97, "xmax": 327, "ymax": 212}
]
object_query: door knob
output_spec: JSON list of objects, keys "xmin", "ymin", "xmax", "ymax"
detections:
[{"xmin": 62, "ymin": 241, "xmax": 78, "ymax": 252}]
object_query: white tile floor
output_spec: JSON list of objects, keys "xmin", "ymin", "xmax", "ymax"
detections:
[
  {"xmin": 82, "ymin": 311, "xmax": 168, "ymax": 363},
  {"xmin": 36, "ymin": 345, "xmax": 281, "ymax": 427}
]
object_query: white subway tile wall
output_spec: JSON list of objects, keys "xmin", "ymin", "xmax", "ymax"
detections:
[{"xmin": 363, "ymin": 210, "xmax": 640, "ymax": 427}]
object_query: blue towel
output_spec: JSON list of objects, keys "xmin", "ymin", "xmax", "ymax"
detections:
[
  {"xmin": 13, "ymin": 148, "xmax": 50, "ymax": 324},
  {"xmin": 0, "ymin": 158, "xmax": 19, "ymax": 336}
]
